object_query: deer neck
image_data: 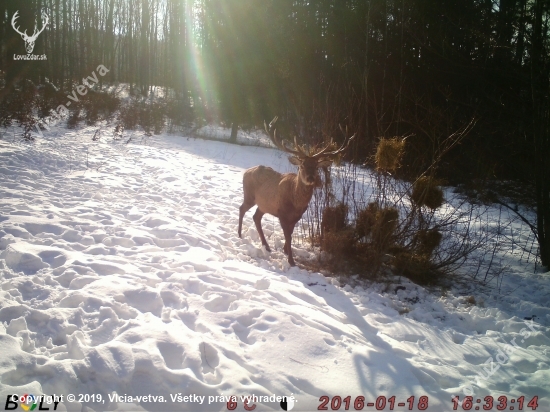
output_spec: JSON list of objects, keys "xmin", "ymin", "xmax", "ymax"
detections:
[{"xmin": 293, "ymin": 176, "xmax": 315, "ymax": 210}]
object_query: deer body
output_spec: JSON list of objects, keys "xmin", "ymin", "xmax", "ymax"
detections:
[
  {"xmin": 243, "ymin": 166, "xmax": 313, "ymax": 217},
  {"xmin": 238, "ymin": 118, "xmax": 354, "ymax": 266}
]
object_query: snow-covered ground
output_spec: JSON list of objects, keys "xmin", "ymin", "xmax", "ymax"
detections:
[{"xmin": 0, "ymin": 126, "xmax": 549, "ymax": 411}]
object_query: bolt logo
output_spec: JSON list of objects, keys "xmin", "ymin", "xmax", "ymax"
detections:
[
  {"xmin": 11, "ymin": 10, "xmax": 49, "ymax": 54},
  {"xmin": 4, "ymin": 394, "xmax": 60, "ymax": 411}
]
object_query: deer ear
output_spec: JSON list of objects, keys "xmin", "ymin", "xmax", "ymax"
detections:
[
  {"xmin": 317, "ymin": 159, "xmax": 333, "ymax": 168},
  {"xmin": 288, "ymin": 156, "xmax": 301, "ymax": 166}
]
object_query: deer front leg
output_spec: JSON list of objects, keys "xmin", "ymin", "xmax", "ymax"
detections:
[{"xmin": 279, "ymin": 217, "xmax": 295, "ymax": 266}]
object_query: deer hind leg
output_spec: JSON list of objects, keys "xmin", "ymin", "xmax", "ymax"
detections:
[
  {"xmin": 238, "ymin": 199, "xmax": 254, "ymax": 238},
  {"xmin": 253, "ymin": 208, "xmax": 271, "ymax": 252}
]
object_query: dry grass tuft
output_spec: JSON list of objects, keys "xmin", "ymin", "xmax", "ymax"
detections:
[
  {"xmin": 356, "ymin": 202, "xmax": 379, "ymax": 238},
  {"xmin": 321, "ymin": 203, "xmax": 348, "ymax": 235},
  {"xmin": 375, "ymin": 137, "xmax": 406, "ymax": 172},
  {"xmin": 393, "ymin": 252, "xmax": 438, "ymax": 284},
  {"xmin": 357, "ymin": 203, "xmax": 399, "ymax": 241},
  {"xmin": 357, "ymin": 203, "xmax": 399, "ymax": 253},
  {"xmin": 415, "ymin": 229, "xmax": 442, "ymax": 257},
  {"xmin": 321, "ymin": 203, "xmax": 352, "ymax": 256},
  {"xmin": 373, "ymin": 207, "xmax": 399, "ymax": 244},
  {"xmin": 321, "ymin": 229, "xmax": 356, "ymax": 257},
  {"xmin": 411, "ymin": 176, "xmax": 444, "ymax": 209}
]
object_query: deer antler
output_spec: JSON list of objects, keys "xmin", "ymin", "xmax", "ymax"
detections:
[
  {"xmin": 265, "ymin": 117, "xmax": 355, "ymax": 160},
  {"xmin": 309, "ymin": 140, "xmax": 335, "ymax": 158},
  {"xmin": 264, "ymin": 117, "xmax": 304, "ymax": 157},
  {"xmin": 292, "ymin": 135, "xmax": 309, "ymax": 157},
  {"xmin": 11, "ymin": 11, "xmax": 48, "ymax": 40},
  {"xmin": 30, "ymin": 11, "xmax": 49, "ymax": 40},
  {"xmin": 11, "ymin": 10, "xmax": 48, "ymax": 54},
  {"xmin": 11, "ymin": 11, "xmax": 26, "ymax": 38},
  {"xmin": 311, "ymin": 125, "xmax": 356, "ymax": 159}
]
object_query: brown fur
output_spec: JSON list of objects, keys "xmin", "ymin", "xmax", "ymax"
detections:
[
  {"xmin": 238, "ymin": 117, "xmax": 354, "ymax": 266},
  {"xmin": 238, "ymin": 159, "xmax": 330, "ymax": 266}
]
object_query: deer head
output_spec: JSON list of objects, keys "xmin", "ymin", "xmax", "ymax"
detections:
[
  {"xmin": 264, "ymin": 116, "xmax": 355, "ymax": 186},
  {"xmin": 12, "ymin": 10, "xmax": 49, "ymax": 54}
]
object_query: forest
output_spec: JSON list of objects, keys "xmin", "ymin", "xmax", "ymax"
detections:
[{"xmin": 0, "ymin": 0, "xmax": 548, "ymax": 268}]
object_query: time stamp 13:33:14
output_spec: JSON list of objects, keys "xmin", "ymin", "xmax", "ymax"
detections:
[{"xmin": 314, "ymin": 395, "xmax": 540, "ymax": 410}]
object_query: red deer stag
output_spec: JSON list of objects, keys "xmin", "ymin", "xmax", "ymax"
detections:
[{"xmin": 238, "ymin": 117, "xmax": 355, "ymax": 266}]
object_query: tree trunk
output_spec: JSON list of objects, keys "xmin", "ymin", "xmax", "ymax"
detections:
[
  {"xmin": 531, "ymin": 0, "xmax": 550, "ymax": 268},
  {"xmin": 230, "ymin": 122, "xmax": 238, "ymax": 143}
]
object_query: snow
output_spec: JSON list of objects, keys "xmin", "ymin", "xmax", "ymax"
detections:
[{"xmin": 0, "ymin": 126, "xmax": 549, "ymax": 411}]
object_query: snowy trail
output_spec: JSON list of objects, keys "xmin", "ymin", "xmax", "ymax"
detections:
[{"xmin": 0, "ymin": 131, "xmax": 549, "ymax": 411}]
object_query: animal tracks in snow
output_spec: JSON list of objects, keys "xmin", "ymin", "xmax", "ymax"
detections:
[{"xmin": 0, "ymin": 134, "xmax": 548, "ymax": 411}]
